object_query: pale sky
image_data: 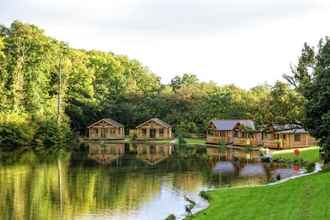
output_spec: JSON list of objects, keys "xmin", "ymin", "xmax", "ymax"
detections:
[{"xmin": 1, "ymin": 0, "xmax": 330, "ymax": 88}]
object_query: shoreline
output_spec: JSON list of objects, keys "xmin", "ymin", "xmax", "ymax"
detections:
[{"xmin": 183, "ymin": 162, "xmax": 323, "ymax": 219}]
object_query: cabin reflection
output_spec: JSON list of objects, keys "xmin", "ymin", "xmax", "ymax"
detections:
[
  {"xmin": 134, "ymin": 144, "xmax": 173, "ymax": 166},
  {"xmin": 239, "ymin": 164, "xmax": 266, "ymax": 177},
  {"xmin": 88, "ymin": 143, "xmax": 125, "ymax": 164},
  {"xmin": 206, "ymin": 147, "xmax": 260, "ymax": 161},
  {"xmin": 212, "ymin": 161, "xmax": 237, "ymax": 175}
]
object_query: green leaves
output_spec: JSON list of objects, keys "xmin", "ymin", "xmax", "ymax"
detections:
[
  {"xmin": 0, "ymin": 20, "xmax": 309, "ymax": 148},
  {"xmin": 285, "ymin": 37, "xmax": 330, "ymax": 162}
]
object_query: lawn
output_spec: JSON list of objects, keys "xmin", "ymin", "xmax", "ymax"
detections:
[
  {"xmin": 186, "ymin": 170, "xmax": 330, "ymax": 220},
  {"xmin": 184, "ymin": 138, "xmax": 206, "ymax": 145},
  {"xmin": 271, "ymin": 146, "xmax": 320, "ymax": 162},
  {"xmin": 151, "ymin": 139, "xmax": 174, "ymax": 144}
]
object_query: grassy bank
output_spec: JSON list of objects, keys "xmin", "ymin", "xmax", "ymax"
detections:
[
  {"xmin": 272, "ymin": 146, "xmax": 320, "ymax": 162},
  {"xmin": 186, "ymin": 170, "xmax": 330, "ymax": 220},
  {"xmin": 184, "ymin": 138, "xmax": 206, "ymax": 145}
]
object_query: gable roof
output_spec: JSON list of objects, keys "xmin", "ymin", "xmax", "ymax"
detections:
[
  {"xmin": 271, "ymin": 124, "xmax": 307, "ymax": 134},
  {"xmin": 272, "ymin": 124, "xmax": 301, "ymax": 131},
  {"xmin": 136, "ymin": 118, "xmax": 172, "ymax": 128},
  {"xmin": 210, "ymin": 119, "xmax": 255, "ymax": 131},
  {"xmin": 263, "ymin": 124, "xmax": 308, "ymax": 134},
  {"xmin": 87, "ymin": 118, "xmax": 124, "ymax": 128},
  {"xmin": 276, "ymin": 128, "xmax": 307, "ymax": 134}
]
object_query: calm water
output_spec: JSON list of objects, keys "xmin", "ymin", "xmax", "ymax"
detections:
[{"xmin": 0, "ymin": 143, "xmax": 303, "ymax": 220}]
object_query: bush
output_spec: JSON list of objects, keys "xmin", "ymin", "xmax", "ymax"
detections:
[
  {"xmin": 0, "ymin": 111, "xmax": 72, "ymax": 149},
  {"xmin": 306, "ymin": 162, "xmax": 316, "ymax": 173},
  {"xmin": 177, "ymin": 133, "xmax": 187, "ymax": 146},
  {"xmin": 33, "ymin": 119, "xmax": 72, "ymax": 148},
  {"xmin": 200, "ymin": 190, "xmax": 210, "ymax": 200},
  {"xmin": 0, "ymin": 112, "xmax": 34, "ymax": 147}
]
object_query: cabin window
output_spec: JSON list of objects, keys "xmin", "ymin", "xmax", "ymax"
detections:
[
  {"xmin": 233, "ymin": 131, "xmax": 239, "ymax": 138},
  {"xmin": 101, "ymin": 128, "xmax": 106, "ymax": 138},
  {"xmin": 93, "ymin": 128, "xmax": 98, "ymax": 136},
  {"xmin": 294, "ymin": 134, "xmax": 301, "ymax": 142},
  {"xmin": 142, "ymin": 128, "xmax": 147, "ymax": 136},
  {"xmin": 159, "ymin": 128, "xmax": 164, "ymax": 137},
  {"xmin": 110, "ymin": 128, "xmax": 116, "ymax": 135}
]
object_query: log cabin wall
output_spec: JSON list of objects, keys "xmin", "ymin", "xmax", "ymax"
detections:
[
  {"xmin": 206, "ymin": 123, "xmax": 233, "ymax": 144},
  {"xmin": 206, "ymin": 122, "xmax": 261, "ymax": 146},
  {"xmin": 262, "ymin": 129, "xmax": 318, "ymax": 149},
  {"xmin": 88, "ymin": 119, "xmax": 125, "ymax": 140},
  {"xmin": 89, "ymin": 127, "xmax": 124, "ymax": 139},
  {"xmin": 280, "ymin": 133, "xmax": 318, "ymax": 148},
  {"xmin": 136, "ymin": 120, "xmax": 172, "ymax": 140}
]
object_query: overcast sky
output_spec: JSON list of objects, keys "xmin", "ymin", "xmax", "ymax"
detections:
[{"xmin": 1, "ymin": 0, "xmax": 330, "ymax": 88}]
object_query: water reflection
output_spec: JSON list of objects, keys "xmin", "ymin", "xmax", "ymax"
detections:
[
  {"xmin": 0, "ymin": 143, "xmax": 304, "ymax": 220},
  {"xmin": 88, "ymin": 143, "xmax": 125, "ymax": 164},
  {"xmin": 134, "ymin": 143, "xmax": 173, "ymax": 166}
]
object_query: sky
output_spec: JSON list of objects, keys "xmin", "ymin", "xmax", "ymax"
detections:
[{"xmin": 1, "ymin": 0, "xmax": 330, "ymax": 88}]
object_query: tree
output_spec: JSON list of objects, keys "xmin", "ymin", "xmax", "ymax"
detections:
[
  {"xmin": 268, "ymin": 81, "xmax": 304, "ymax": 125},
  {"xmin": 170, "ymin": 73, "xmax": 199, "ymax": 91},
  {"xmin": 302, "ymin": 38, "xmax": 330, "ymax": 162},
  {"xmin": 283, "ymin": 43, "xmax": 315, "ymax": 93}
]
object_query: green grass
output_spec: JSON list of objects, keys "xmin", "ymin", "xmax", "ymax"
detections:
[
  {"xmin": 186, "ymin": 171, "xmax": 330, "ymax": 220},
  {"xmin": 272, "ymin": 146, "xmax": 320, "ymax": 162},
  {"xmin": 151, "ymin": 139, "xmax": 173, "ymax": 144},
  {"xmin": 184, "ymin": 138, "xmax": 206, "ymax": 145}
]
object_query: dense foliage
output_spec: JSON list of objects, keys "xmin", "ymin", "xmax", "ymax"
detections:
[
  {"xmin": 0, "ymin": 21, "xmax": 304, "ymax": 148},
  {"xmin": 286, "ymin": 38, "xmax": 330, "ymax": 162}
]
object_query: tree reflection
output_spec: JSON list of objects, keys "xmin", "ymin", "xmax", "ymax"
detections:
[{"xmin": 0, "ymin": 144, "xmax": 298, "ymax": 220}]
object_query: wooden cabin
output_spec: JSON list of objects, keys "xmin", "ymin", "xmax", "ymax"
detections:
[
  {"xmin": 88, "ymin": 118, "xmax": 125, "ymax": 140},
  {"xmin": 206, "ymin": 119, "xmax": 262, "ymax": 146},
  {"xmin": 134, "ymin": 118, "xmax": 172, "ymax": 140},
  {"xmin": 262, "ymin": 124, "xmax": 318, "ymax": 149}
]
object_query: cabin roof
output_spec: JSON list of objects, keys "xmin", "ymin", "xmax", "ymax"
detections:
[
  {"xmin": 262, "ymin": 124, "xmax": 309, "ymax": 134},
  {"xmin": 87, "ymin": 118, "xmax": 124, "ymax": 128},
  {"xmin": 276, "ymin": 128, "xmax": 308, "ymax": 134},
  {"xmin": 210, "ymin": 119, "xmax": 255, "ymax": 131},
  {"xmin": 136, "ymin": 118, "xmax": 172, "ymax": 128},
  {"xmin": 272, "ymin": 124, "xmax": 301, "ymax": 131},
  {"xmin": 268, "ymin": 124, "xmax": 307, "ymax": 134}
]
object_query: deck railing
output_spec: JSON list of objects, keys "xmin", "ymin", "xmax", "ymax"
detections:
[
  {"xmin": 233, "ymin": 138, "xmax": 251, "ymax": 146},
  {"xmin": 206, "ymin": 136, "xmax": 229, "ymax": 144},
  {"xmin": 263, "ymin": 139, "xmax": 283, "ymax": 148}
]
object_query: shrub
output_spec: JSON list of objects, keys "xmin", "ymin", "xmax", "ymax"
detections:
[
  {"xmin": 306, "ymin": 162, "xmax": 316, "ymax": 173},
  {"xmin": 0, "ymin": 112, "xmax": 34, "ymax": 147},
  {"xmin": 33, "ymin": 119, "xmax": 72, "ymax": 148},
  {"xmin": 200, "ymin": 190, "xmax": 210, "ymax": 200},
  {"xmin": 177, "ymin": 133, "xmax": 187, "ymax": 146}
]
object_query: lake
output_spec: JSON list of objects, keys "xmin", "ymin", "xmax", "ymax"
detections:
[{"xmin": 0, "ymin": 143, "xmax": 303, "ymax": 220}]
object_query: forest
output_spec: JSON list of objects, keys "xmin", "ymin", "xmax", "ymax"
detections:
[{"xmin": 0, "ymin": 21, "xmax": 327, "ymax": 152}]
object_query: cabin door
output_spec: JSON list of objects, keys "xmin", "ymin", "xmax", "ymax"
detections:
[
  {"xmin": 101, "ymin": 128, "xmax": 106, "ymax": 138},
  {"xmin": 150, "ymin": 129, "xmax": 156, "ymax": 138}
]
